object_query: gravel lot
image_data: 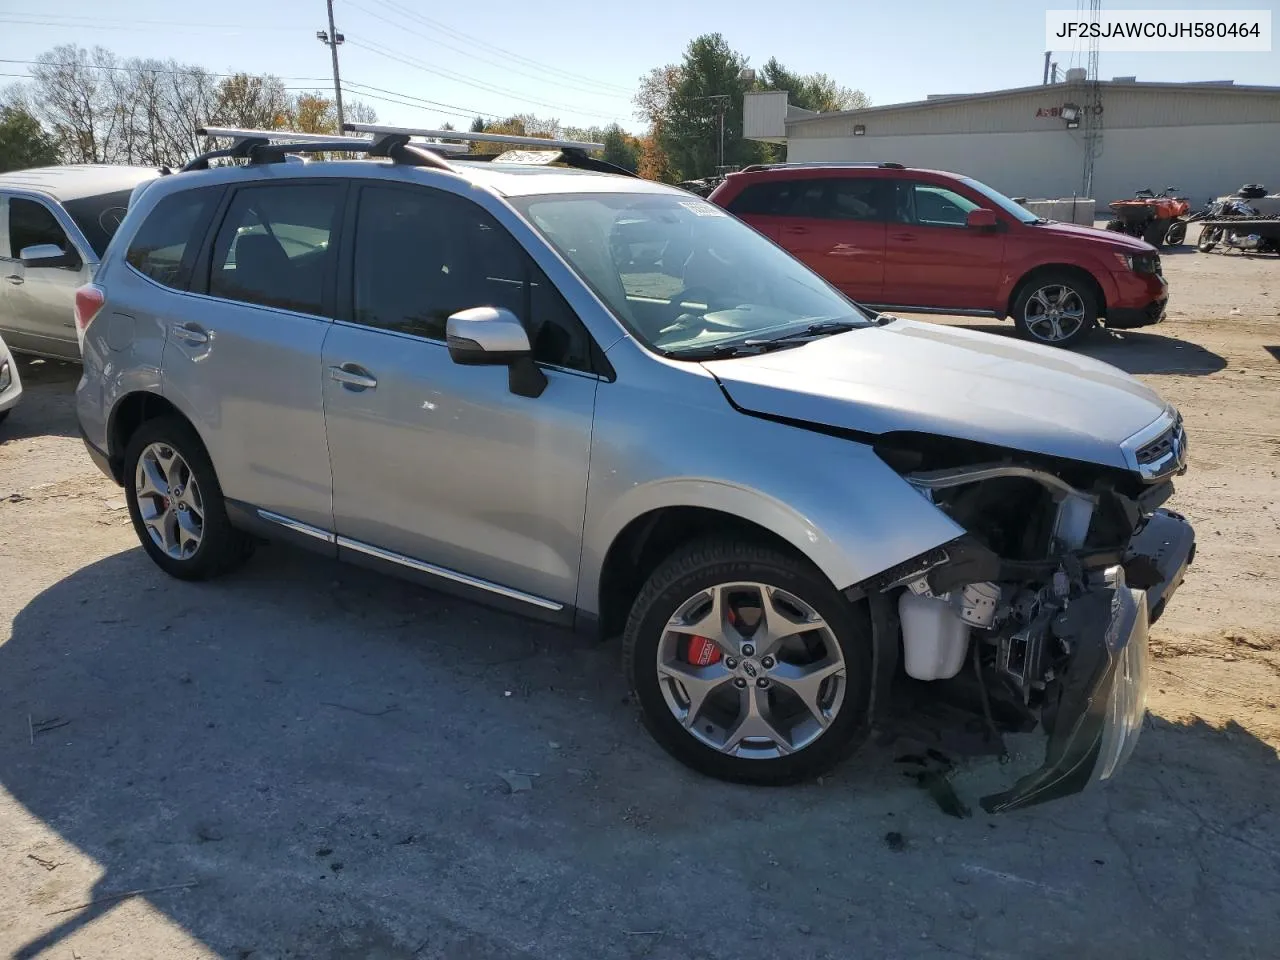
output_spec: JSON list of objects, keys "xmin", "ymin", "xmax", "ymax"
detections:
[{"xmin": 2, "ymin": 240, "xmax": 1278, "ymax": 960}]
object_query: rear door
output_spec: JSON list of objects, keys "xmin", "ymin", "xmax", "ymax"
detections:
[
  {"xmin": 882, "ymin": 180, "xmax": 1005, "ymax": 311},
  {"xmin": 742, "ymin": 177, "xmax": 888, "ymax": 304},
  {"xmin": 160, "ymin": 180, "xmax": 342, "ymax": 534}
]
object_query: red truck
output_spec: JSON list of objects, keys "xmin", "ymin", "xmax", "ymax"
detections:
[{"xmin": 708, "ymin": 163, "xmax": 1169, "ymax": 348}]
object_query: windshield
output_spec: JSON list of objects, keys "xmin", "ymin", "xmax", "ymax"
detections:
[
  {"xmin": 508, "ymin": 192, "xmax": 870, "ymax": 357},
  {"xmin": 959, "ymin": 177, "xmax": 1039, "ymax": 224}
]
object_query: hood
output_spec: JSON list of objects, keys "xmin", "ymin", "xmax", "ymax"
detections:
[
  {"xmin": 1032, "ymin": 219, "xmax": 1155, "ymax": 253},
  {"xmin": 703, "ymin": 319, "xmax": 1167, "ymax": 470}
]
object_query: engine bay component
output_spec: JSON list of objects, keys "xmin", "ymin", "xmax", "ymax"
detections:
[
  {"xmin": 958, "ymin": 581, "xmax": 1000, "ymax": 627},
  {"xmin": 899, "ymin": 591, "xmax": 970, "ymax": 681}
]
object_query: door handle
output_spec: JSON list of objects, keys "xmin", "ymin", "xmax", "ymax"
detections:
[
  {"xmin": 172, "ymin": 322, "xmax": 209, "ymax": 345},
  {"xmin": 329, "ymin": 363, "xmax": 377, "ymax": 390},
  {"xmin": 783, "ymin": 226, "xmax": 810, "ymax": 235},
  {"xmin": 890, "ymin": 234, "xmax": 917, "ymax": 242},
  {"xmin": 4, "ymin": 275, "xmax": 22, "ymax": 285}
]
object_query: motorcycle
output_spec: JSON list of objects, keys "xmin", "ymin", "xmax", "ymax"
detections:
[{"xmin": 1105, "ymin": 186, "xmax": 1192, "ymax": 247}]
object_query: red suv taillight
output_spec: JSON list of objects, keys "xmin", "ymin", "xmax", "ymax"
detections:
[{"xmin": 74, "ymin": 284, "xmax": 105, "ymax": 346}]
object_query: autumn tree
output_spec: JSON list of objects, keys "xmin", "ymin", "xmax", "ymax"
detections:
[
  {"xmin": 757, "ymin": 57, "xmax": 869, "ymax": 112},
  {"xmin": 214, "ymin": 73, "xmax": 291, "ymax": 129}
]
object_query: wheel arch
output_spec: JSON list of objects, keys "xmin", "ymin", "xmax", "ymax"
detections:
[
  {"xmin": 106, "ymin": 391, "xmax": 197, "ymax": 483},
  {"xmin": 595, "ymin": 505, "xmax": 817, "ymax": 640},
  {"xmin": 1005, "ymin": 263, "xmax": 1111, "ymax": 320}
]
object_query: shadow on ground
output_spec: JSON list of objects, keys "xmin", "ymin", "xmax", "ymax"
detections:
[
  {"xmin": 2, "ymin": 547, "xmax": 1278, "ymax": 959},
  {"xmin": 953, "ymin": 322, "xmax": 1228, "ymax": 377},
  {"xmin": 0, "ymin": 358, "xmax": 81, "ymax": 441}
]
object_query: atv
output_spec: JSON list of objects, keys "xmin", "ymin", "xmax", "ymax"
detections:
[{"xmin": 1105, "ymin": 187, "xmax": 1191, "ymax": 248}]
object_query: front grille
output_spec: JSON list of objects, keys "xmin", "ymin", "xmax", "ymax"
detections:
[{"xmin": 1135, "ymin": 416, "xmax": 1185, "ymax": 468}]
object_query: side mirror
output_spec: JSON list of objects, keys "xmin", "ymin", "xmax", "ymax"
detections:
[
  {"xmin": 966, "ymin": 209, "xmax": 998, "ymax": 230},
  {"xmin": 20, "ymin": 244, "xmax": 79, "ymax": 269},
  {"xmin": 446, "ymin": 306, "xmax": 547, "ymax": 398}
]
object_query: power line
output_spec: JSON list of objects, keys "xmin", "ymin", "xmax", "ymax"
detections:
[
  {"xmin": 366, "ymin": 0, "xmax": 633, "ymax": 95},
  {"xmin": 346, "ymin": 36, "xmax": 622, "ymax": 121},
  {"xmin": 0, "ymin": 57, "xmax": 334, "ymax": 83},
  {"xmin": 0, "ymin": 14, "xmax": 295, "ymax": 33},
  {"xmin": 345, "ymin": 0, "xmax": 630, "ymax": 101},
  {"xmin": 341, "ymin": 80, "xmax": 499, "ymax": 120},
  {"xmin": 336, "ymin": 86, "xmax": 483, "ymax": 122}
]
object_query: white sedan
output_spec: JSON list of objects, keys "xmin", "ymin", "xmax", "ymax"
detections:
[{"xmin": 0, "ymin": 332, "xmax": 23, "ymax": 425}]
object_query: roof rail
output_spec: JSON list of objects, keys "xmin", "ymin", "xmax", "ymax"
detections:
[
  {"xmin": 343, "ymin": 123, "xmax": 603, "ymax": 153},
  {"xmin": 738, "ymin": 161, "xmax": 906, "ymax": 173},
  {"xmin": 184, "ymin": 125, "xmax": 458, "ymax": 173},
  {"xmin": 343, "ymin": 123, "xmax": 639, "ymax": 178}
]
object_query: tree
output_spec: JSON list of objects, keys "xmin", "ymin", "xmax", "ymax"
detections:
[
  {"xmin": 656, "ymin": 34, "xmax": 755, "ymax": 181},
  {"xmin": 600, "ymin": 123, "xmax": 639, "ymax": 172},
  {"xmin": 28, "ymin": 44, "xmax": 121, "ymax": 163},
  {"xmin": 214, "ymin": 73, "xmax": 291, "ymax": 130},
  {"xmin": 0, "ymin": 106, "xmax": 59, "ymax": 172},
  {"xmin": 469, "ymin": 116, "xmax": 486, "ymax": 133},
  {"xmin": 758, "ymin": 57, "xmax": 868, "ymax": 112},
  {"xmin": 465, "ymin": 113, "xmax": 560, "ymax": 155}
]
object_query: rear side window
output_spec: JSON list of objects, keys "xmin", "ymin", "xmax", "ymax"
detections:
[
  {"xmin": 125, "ymin": 187, "xmax": 220, "ymax": 290},
  {"xmin": 7, "ymin": 197, "xmax": 69, "ymax": 259},
  {"xmin": 351, "ymin": 184, "xmax": 593, "ymax": 371},
  {"xmin": 726, "ymin": 177, "xmax": 889, "ymax": 222},
  {"xmin": 209, "ymin": 183, "xmax": 343, "ymax": 317}
]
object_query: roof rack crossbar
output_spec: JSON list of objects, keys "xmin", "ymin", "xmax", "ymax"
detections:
[
  {"xmin": 737, "ymin": 161, "xmax": 905, "ymax": 173},
  {"xmin": 344, "ymin": 122, "xmax": 604, "ymax": 153}
]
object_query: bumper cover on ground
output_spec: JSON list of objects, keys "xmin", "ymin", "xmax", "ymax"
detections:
[{"xmin": 981, "ymin": 512, "xmax": 1194, "ymax": 813}]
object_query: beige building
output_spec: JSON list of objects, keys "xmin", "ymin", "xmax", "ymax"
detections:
[{"xmin": 745, "ymin": 79, "xmax": 1280, "ymax": 208}]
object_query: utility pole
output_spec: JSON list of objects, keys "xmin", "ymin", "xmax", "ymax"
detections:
[
  {"xmin": 316, "ymin": 0, "xmax": 345, "ymax": 130},
  {"xmin": 1043, "ymin": 51, "xmax": 1052, "ymax": 85},
  {"xmin": 691, "ymin": 93, "xmax": 730, "ymax": 175}
]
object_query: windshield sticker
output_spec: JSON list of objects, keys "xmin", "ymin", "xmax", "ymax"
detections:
[{"xmin": 678, "ymin": 200, "xmax": 727, "ymax": 218}]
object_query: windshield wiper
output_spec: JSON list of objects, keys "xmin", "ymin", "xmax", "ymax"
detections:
[{"xmin": 743, "ymin": 319, "xmax": 866, "ymax": 348}]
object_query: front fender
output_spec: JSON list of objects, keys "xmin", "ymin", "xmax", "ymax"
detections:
[
  {"xmin": 578, "ymin": 368, "xmax": 964, "ymax": 615},
  {"xmin": 1000, "ymin": 255, "xmax": 1121, "ymax": 317}
]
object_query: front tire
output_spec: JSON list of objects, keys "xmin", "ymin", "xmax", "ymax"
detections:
[
  {"xmin": 1012, "ymin": 273, "xmax": 1098, "ymax": 348},
  {"xmin": 1164, "ymin": 218, "xmax": 1187, "ymax": 245},
  {"xmin": 123, "ymin": 417, "xmax": 253, "ymax": 581},
  {"xmin": 623, "ymin": 538, "xmax": 872, "ymax": 785},
  {"xmin": 1198, "ymin": 227, "xmax": 1220, "ymax": 252}
]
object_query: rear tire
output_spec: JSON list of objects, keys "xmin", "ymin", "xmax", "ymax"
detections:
[
  {"xmin": 1012, "ymin": 272, "xmax": 1098, "ymax": 348},
  {"xmin": 1104, "ymin": 219, "xmax": 1124, "ymax": 232},
  {"xmin": 123, "ymin": 417, "xmax": 253, "ymax": 581},
  {"xmin": 623, "ymin": 538, "xmax": 872, "ymax": 785},
  {"xmin": 1142, "ymin": 219, "xmax": 1168, "ymax": 247},
  {"xmin": 1198, "ymin": 227, "xmax": 1220, "ymax": 252}
]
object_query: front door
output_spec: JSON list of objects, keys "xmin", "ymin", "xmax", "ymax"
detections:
[
  {"xmin": 161, "ymin": 180, "xmax": 342, "ymax": 534},
  {"xmin": 882, "ymin": 180, "xmax": 1005, "ymax": 311},
  {"xmin": 322, "ymin": 183, "xmax": 599, "ymax": 610},
  {"xmin": 0, "ymin": 195, "xmax": 90, "ymax": 359}
]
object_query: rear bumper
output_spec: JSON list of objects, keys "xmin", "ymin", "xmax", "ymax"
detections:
[{"xmin": 981, "ymin": 513, "xmax": 1194, "ymax": 813}]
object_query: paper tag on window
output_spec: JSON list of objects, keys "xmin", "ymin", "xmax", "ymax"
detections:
[{"xmin": 678, "ymin": 200, "xmax": 726, "ymax": 218}]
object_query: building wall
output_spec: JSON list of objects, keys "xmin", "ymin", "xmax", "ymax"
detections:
[
  {"xmin": 788, "ymin": 84, "xmax": 1280, "ymax": 139},
  {"xmin": 785, "ymin": 122, "xmax": 1280, "ymax": 206}
]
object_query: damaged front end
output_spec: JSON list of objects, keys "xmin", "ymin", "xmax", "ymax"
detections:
[{"xmin": 855, "ymin": 423, "xmax": 1194, "ymax": 813}]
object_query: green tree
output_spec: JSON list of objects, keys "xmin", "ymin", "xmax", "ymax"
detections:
[
  {"xmin": 758, "ymin": 57, "xmax": 869, "ymax": 113},
  {"xmin": 0, "ymin": 105, "xmax": 59, "ymax": 172},
  {"xmin": 600, "ymin": 123, "xmax": 638, "ymax": 172},
  {"xmin": 469, "ymin": 116, "xmax": 486, "ymax": 133}
]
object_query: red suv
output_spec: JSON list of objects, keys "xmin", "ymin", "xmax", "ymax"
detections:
[{"xmin": 708, "ymin": 163, "xmax": 1169, "ymax": 348}]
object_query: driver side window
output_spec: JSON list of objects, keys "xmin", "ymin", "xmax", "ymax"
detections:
[
  {"xmin": 897, "ymin": 182, "xmax": 981, "ymax": 227},
  {"xmin": 8, "ymin": 197, "xmax": 70, "ymax": 260}
]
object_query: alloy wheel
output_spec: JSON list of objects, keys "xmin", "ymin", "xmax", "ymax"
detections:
[
  {"xmin": 1023, "ymin": 284, "xmax": 1086, "ymax": 343},
  {"xmin": 655, "ymin": 582, "xmax": 847, "ymax": 758},
  {"xmin": 135, "ymin": 442, "xmax": 204, "ymax": 560}
]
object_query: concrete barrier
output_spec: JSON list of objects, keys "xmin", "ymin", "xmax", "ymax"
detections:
[{"xmin": 1014, "ymin": 198, "xmax": 1097, "ymax": 226}]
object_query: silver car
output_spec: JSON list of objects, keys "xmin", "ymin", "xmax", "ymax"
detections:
[
  {"xmin": 0, "ymin": 165, "xmax": 162, "ymax": 360},
  {"xmin": 75, "ymin": 126, "xmax": 1195, "ymax": 811}
]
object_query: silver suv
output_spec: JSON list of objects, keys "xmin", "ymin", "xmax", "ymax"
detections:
[
  {"xmin": 1, "ymin": 165, "xmax": 162, "ymax": 360},
  {"xmin": 76, "ymin": 126, "xmax": 1195, "ymax": 812}
]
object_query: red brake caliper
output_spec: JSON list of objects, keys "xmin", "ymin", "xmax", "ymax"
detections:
[{"xmin": 684, "ymin": 608, "xmax": 733, "ymax": 666}]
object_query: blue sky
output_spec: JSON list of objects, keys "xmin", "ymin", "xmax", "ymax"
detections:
[{"xmin": 1, "ymin": 0, "xmax": 1276, "ymax": 131}]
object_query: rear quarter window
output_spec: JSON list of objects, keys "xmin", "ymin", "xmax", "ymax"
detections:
[
  {"xmin": 63, "ymin": 190, "xmax": 136, "ymax": 257},
  {"xmin": 125, "ymin": 187, "xmax": 222, "ymax": 290}
]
